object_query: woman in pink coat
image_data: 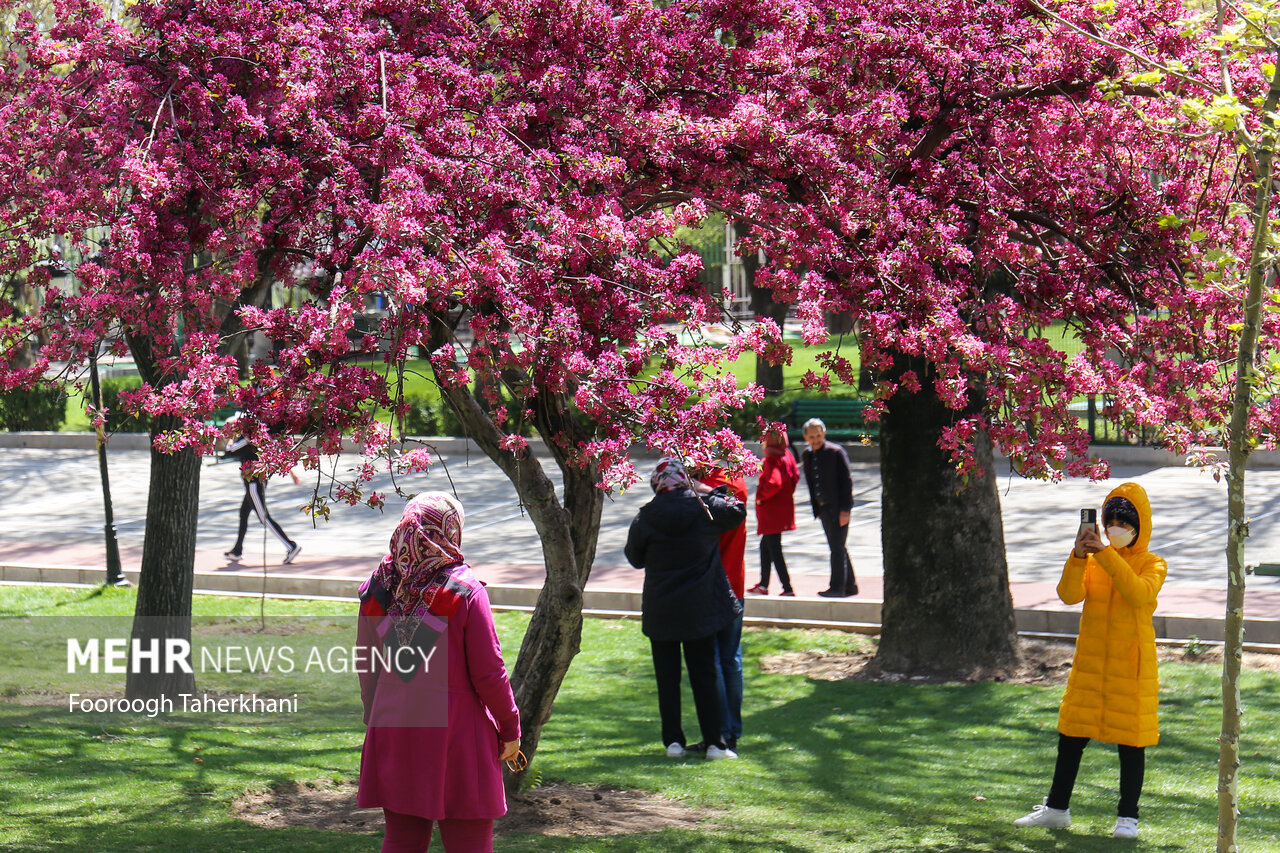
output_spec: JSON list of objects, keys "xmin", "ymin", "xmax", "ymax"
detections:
[
  {"xmin": 357, "ymin": 493, "xmax": 521, "ymax": 853},
  {"xmin": 748, "ymin": 432, "xmax": 799, "ymax": 596}
]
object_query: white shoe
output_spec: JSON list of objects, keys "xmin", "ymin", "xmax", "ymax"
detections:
[
  {"xmin": 705, "ymin": 745, "xmax": 737, "ymax": 760},
  {"xmin": 665, "ymin": 742, "xmax": 685, "ymax": 758},
  {"xmin": 283, "ymin": 542, "xmax": 302, "ymax": 564},
  {"xmin": 1013, "ymin": 798, "xmax": 1070, "ymax": 828},
  {"xmin": 1113, "ymin": 817, "xmax": 1139, "ymax": 839}
]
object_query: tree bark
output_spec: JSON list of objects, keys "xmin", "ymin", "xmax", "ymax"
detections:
[
  {"xmin": 1216, "ymin": 40, "xmax": 1280, "ymax": 853},
  {"xmin": 124, "ymin": 413, "xmax": 201, "ymax": 699},
  {"xmin": 875, "ymin": 353, "xmax": 1018, "ymax": 675},
  {"xmin": 736, "ymin": 221, "xmax": 786, "ymax": 396},
  {"xmin": 124, "ymin": 337, "xmax": 201, "ymax": 700}
]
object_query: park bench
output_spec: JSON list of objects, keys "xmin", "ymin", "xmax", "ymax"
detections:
[
  {"xmin": 206, "ymin": 406, "xmax": 239, "ymax": 428},
  {"xmin": 1247, "ymin": 563, "xmax": 1280, "ymax": 577},
  {"xmin": 788, "ymin": 398, "xmax": 878, "ymax": 445}
]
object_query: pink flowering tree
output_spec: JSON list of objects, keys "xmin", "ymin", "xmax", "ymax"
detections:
[
  {"xmin": 0, "ymin": 0, "xmax": 763, "ymax": 780},
  {"xmin": 654, "ymin": 0, "xmax": 1250, "ymax": 676},
  {"xmin": 4, "ymin": 0, "xmax": 1264, "ymax": 795}
]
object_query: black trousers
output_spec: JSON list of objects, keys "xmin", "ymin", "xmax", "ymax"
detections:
[
  {"xmin": 231, "ymin": 477, "xmax": 293, "ymax": 553},
  {"xmin": 759, "ymin": 533, "xmax": 792, "ymax": 592},
  {"xmin": 817, "ymin": 508, "xmax": 856, "ymax": 593},
  {"xmin": 1047, "ymin": 733, "xmax": 1146, "ymax": 818},
  {"xmin": 650, "ymin": 636, "xmax": 724, "ymax": 749}
]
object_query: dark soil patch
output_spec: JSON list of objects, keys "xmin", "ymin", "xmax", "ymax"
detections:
[
  {"xmin": 500, "ymin": 781, "xmax": 714, "ymax": 837},
  {"xmin": 235, "ymin": 780, "xmax": 380, "ymax": 833},
  {"xmin": 759, "ymin": 638, "xmax": 1280, "ymax": 686},
  {"xmin": 232, "ymin": 779, "xmax": 714, "ymax": 838}
]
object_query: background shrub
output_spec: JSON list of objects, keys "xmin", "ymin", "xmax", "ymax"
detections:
[
  {"xmin": 98, "ymin": 375, "xmax": 152, "ymax": 433},
  {"xmin": 0, "ymin": 385, "xmax": 67, "ymax": 431}
]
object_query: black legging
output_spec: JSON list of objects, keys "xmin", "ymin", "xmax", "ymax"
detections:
[
  {"xmin": 1047, "ymin": 733, "xmax": 1146, "ymax": 818},
  {"xmin": 231, "ymin": 477, "xmax": 293, "ymax": 554},
  {"xmin": 759, "ymin": 533, "xmax": 793, "ymax": 593}
]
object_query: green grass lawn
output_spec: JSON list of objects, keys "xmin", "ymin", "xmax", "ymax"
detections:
[
  {"xmin": 721, "ymin": 334, "xmax": 862, "ymax": 394},
  {"xmin": 1, "ymin": 586, "xmax": 1277, "ymax": 851}
]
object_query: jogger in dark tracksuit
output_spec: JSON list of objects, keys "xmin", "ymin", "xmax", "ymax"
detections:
[{"xmin": 222, "ymin": 436, "xmax": 302, "ymax": 564}]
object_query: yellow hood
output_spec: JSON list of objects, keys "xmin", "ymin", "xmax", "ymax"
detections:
[{"xmin": 1103, "ymin": 482, "xmax": 1152, "ymax": 554}]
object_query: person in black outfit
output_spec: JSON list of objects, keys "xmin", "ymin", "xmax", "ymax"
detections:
[
  {"xmin": 801, "ymin": 418, "xmax": 857, "ymax": 597},
  {"xmin": 625, "ymin": 457, "xmax": 745, "ymax": 761},
  {"xmin": 221, "ymin": 427, "xmax": 302, "ymax": 565}
]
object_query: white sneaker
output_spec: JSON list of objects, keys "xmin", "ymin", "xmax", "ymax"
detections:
[
  {"xmin": 1013, "ymin": 799, "xmax": 1070, "ymax": 828},
  {"xmin": 283, "ymin": 542, "xmax": 302, "ymax": 564},
  {"xmin": 1113, "ymin": 817, "xmax": 1139, "ymax": 839},
  {"xmin": 665, "ymin": 742, "xmax": 685, "ymax": 758},
  {"xmin": 705, "ymin": 745, "xmax": 737, "ymax": 760}
]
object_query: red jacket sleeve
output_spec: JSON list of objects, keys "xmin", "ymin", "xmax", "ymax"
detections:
[
  {"xmin": 464, "ymin": 584, "xmax": 521, "ymax": 742},
  {"xmin": 756, "ymin": 457, "xmax": 785, "ymax": 504}
]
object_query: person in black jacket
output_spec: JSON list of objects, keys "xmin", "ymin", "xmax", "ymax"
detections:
[
  {"xmin": 625, "ymin": 457, "xmax": 745, "ymax": 761},
  {"xmin": 801, "ymin": 419, "xmax": 858, "ymax": 597}
]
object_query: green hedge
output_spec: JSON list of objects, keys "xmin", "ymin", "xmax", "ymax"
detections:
[
  {"xmin": 724, "ymin": 388, "xmax": 866, "ymax": 441},
  {"xmin": 0, "ymin": 385, "xmax": 67, "ymax": 431},
  {"xmin": 400, "ymin": 392, "xmax": 541, "ymax": 439},
  {"xmin": 402, "ymin": 394, "xmax": 466, "ymax": 437},
  {"xmin": 98, "ymin": 375, "xmax": 153, "ymax": 434}
]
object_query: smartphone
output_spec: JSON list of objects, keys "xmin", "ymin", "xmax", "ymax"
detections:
[{"xmin": 1078, "ymin": 508, "xmax": 1098, "ymax": 538}]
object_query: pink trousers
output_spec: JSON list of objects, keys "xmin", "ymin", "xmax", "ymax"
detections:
[{"xmin": 381, "ymin": 809, "xmax": 494, "ymax": 853}]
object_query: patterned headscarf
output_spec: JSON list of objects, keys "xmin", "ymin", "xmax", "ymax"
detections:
[
  {"xmin": 650, "ymin": 457, "xmax": 692, "ymax": 494},
  {"xmin": 374, "ymin": 493, "xmax": 466, "ymax": 644}
]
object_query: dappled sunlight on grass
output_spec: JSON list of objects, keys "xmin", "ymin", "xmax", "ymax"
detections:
[{"xmin": 0, "ymin": 588, "xmax": 1276, "ymax": 851}]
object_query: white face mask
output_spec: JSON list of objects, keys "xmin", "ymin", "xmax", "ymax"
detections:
[{"xmin": 1106, "ymin": 525, "xmax": 1135, "ymax": 548}]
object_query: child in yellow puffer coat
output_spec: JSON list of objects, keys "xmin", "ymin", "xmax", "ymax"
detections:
[{"xmin": 1013, "ymin": 482, "xmax": 1166, "ymax": 841}]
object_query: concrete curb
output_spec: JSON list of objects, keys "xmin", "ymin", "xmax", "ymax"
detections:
[{"xmin": 6, "ymin": 563, "xmax": 1277, "ymax": 645}]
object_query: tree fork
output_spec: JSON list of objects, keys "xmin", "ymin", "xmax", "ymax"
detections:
[{"xmin": 434, "ymin": 367, "xmax": 602, "ymax": 794}]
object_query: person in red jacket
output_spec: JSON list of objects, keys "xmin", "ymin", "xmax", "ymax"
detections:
[
  {"xmin": 694, "ymin": 460, "xmax": 748, "ymax": 752},
  {"xmin": 748, "ymin": 432, "xmax": 799, "ymax": 596}
]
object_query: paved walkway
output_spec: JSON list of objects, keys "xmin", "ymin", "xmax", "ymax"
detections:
[{"xmin": 5, "ymin": 444, "xmax": 1280, "ymax": 623}]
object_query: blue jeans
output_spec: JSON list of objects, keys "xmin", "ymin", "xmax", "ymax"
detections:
[{"xmin": 713, "ymin": 599, "xmax": 744, "ymax": 742}]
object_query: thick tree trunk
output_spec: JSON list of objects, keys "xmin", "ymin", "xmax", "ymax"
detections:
[
  {"xmin": 440, "ymin": 383, "xmax": 603, "ymax": 794},
  {"xmin": 875, "ymin": 353, "xmax": 1018, "ymax": 676},
  {"xmin": 124, "ymin": 336, "xmax": 201, "ymax": 700},
  {"xmin": 124, "ymin": 413, "xmax": 201, "ymax": 699}
]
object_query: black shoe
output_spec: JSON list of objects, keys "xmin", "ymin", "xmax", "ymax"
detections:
[
  {"xmin": 817, "ymin": 588, "xmax": 848, "ymax": 598},
  {"xmin": 684, "ymin": 740, "xmax": 709, "ymax": 753},
  {"xmin": 725, "ymin": 736, "xmax": 738, "ymax": 751}
]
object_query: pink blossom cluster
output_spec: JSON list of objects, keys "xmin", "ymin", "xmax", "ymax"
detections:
[{"xmin": 0, "ymin": 0, "xmax": 1271, "ymax": 497}]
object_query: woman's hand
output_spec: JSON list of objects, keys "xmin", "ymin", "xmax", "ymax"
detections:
[
  {"xmin": 499, "ymin": 739, "xmax": 521, "ymax": 762},
  {"xmin": 1074, "ymin": 527, "xmax": 1105, "ymax": 558}
]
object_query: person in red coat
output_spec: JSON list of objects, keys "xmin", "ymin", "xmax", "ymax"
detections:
[
  {"xmin": 357, "ymin": 493, "xmax": 521, "ymax": 853},
  {"xmin": 748, "ymin": 432, "xmax": 799, "ymax": 596},
  {"xmin": 694, "ymin": 461, "xmax": 748, "ymax": 751}
]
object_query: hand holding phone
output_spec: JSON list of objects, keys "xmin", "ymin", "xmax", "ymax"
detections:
[{"xmin": 1075, "ymin": 509, "xmax": 1102, "ymax": 558}]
